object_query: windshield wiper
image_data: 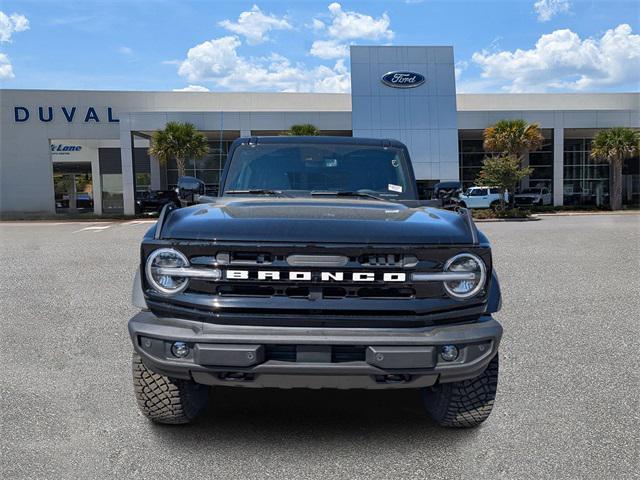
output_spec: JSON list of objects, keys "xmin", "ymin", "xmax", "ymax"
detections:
[
  {"xmin": 225, "ymin": 189, "xmax": 290, "ymax": 196},
  {"xmin": 310, "ymin": 190, "xmax": 387, "ymax": 201}
]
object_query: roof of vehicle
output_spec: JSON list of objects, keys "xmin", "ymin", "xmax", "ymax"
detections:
[
  {"xmin": 434, "ymin": 181, "xmax": 462, "ymax": 188},
  {"xmin": 232, "ymin": 136, "xmax": 407, "ymax": 148}
]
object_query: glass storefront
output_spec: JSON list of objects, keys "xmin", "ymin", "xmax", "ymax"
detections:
[
  {"xmin": 623, "ymin": 154, "xmax": 640, "ymax": 207},
  {"xmin": 459, "ymin": 130, "xmax": 553, "ymax": 191},
  {"xmin": 165, "ymin": 135, "xmax": 239, "ymax": 194},
  {"xmin": 528, "ymin": 135, "xmax": 553, "ymax": 190},
  {"xmin": 53, "ymin": 162, "xmax": 94, "ymax": 213},
  {"xmin": 563, "ymin": 138, "xmax": 610, "ymax": 206}
]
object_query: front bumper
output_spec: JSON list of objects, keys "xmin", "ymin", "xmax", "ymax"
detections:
[{"xmin": 128, "ymin": 311, "xmax": 502, "ymax": 389}]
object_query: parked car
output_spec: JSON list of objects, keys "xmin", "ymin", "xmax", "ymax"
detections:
[
  {"xmin": 514, "ymin": 187, "xmax": 552, "ymax": 206},
  {"xmin": 135, "ymin": 190, "xmax": 179, "ymax": 214},
  {"xmin": 458, "ymin": 186, "xmax": 507, "ymax": 209},
  {"xmin": 54, "ymin": 192, "xmax": 93, "ymax": 210},
  {"xmin": 432, "ymin": 181, "xmax": 462, "ymax": 208}
]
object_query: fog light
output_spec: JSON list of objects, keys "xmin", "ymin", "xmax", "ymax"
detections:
[
  {"xmin": 171, "ymin": 342, "xmax": 190, "ymax": 358},
  {"xmin": 440, "ymin": 345, "xmax": 459, "ymax": 362}
]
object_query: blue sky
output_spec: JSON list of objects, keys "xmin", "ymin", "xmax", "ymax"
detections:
[{"xmin": 0, "ymin": 0, "xmax": 638, "ymax": 93}]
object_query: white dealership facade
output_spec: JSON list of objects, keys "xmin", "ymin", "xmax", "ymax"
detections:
[{"xmin": 1, "ymin": 46, "xmax": 638, "ymax": 215}]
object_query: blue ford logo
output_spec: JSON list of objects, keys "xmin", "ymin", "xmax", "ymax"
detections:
[{"xmin": 381, "ymin": 71, "xmax": 425, "ymax": 88}]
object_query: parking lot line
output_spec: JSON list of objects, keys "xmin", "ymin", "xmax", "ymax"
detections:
[
  {"xmin": 124, "ymin": 220, "xmax": 156, "ymax": 226},
  {"xmin": 72, "ymin": 225, "xmax": 113, "ymax": 233}
]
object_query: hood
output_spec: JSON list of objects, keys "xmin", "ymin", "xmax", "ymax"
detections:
[
  {"xmin": 514, "ymin": 193, "xmax": 540, "ymax": 198},
  {"xmin": 160, "ymin": 197, "xmax": 476, "ymax": 245}
]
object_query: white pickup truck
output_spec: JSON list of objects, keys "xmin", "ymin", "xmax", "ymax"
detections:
[
  {"xmin": 514, "ymin": 187, "xmax": 552, "ymax": 206},
  {"xmin": 458, "ymin": 187, "xmax": 507, "ymax": 210}
]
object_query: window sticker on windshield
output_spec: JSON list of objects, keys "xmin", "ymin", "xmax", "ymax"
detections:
[
  {"xmin": 388, "ymin": 184, "xmax": 403, "ymax": 193},
  {"xmin": 324, "ymin": 158, "xmax": 337, "ymax": 167},
  {"xmin": 391, "ymin": 158, "xmax": 400, "ymax": 168}
]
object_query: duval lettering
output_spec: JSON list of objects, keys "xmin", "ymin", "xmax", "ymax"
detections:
[{"xmin": 14, "ymin": 106, "xmax": 119, "ymax": 123}]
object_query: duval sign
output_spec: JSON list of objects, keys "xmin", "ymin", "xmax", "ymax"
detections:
[
  {"xmin": 14, "ymin": 106, "xmax": 119, "ymax": 123},
  {"xmin": 381, "ymin": 71, "xmax": 426, "ymax": 88}
]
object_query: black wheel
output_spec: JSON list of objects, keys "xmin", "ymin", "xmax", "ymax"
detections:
[
  {"xmin": 132, "ymin": 353, "xmax": 209, "ymax": 424},
  {"xmin": 459, "ymin": 201, "xmax": 467, "ymax": 208},
  {"xmin": 490, "ymin": 201, "xmax": 502, "ymax": 211},
  {"xmin": 422, "ymin": 353, "xmax": 499, "ymax": 428}
]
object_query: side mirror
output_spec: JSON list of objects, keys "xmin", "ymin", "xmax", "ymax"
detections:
[{"xmin": 176, "ymin": 176, "xmax": 206, "ymax": 207}]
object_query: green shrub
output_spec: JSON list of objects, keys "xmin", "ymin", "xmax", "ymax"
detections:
[{"xmin": 471, "ymin": 208, "xmax": 531, "ymax": 219}]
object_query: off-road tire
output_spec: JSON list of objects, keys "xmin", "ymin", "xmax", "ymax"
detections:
[
  {"xmin": 458, "ymin": 201, "xmax": 467, "ymax": 208},
  {"xmin": 490, "ymin": 201, "xmax": 502, "ymax": 211},
  {"xmin": 132, "ymin": 353, "xmax": 209, "ymax": 424},
  {"xmin": 422, "ymin": 353, "xmax": 499, "ymax": 428}
]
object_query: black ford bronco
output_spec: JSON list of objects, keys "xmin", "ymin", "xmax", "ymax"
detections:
[{"xmin": 129, "ymin": 136, "xmax": 502, "ymax": 427}]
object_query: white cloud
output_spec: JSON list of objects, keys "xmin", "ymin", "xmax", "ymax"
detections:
[
  {"xmin": 118, "ymin": 46, "xmax": 133, "ymax": 55},
  {"xmin": 311, "ymin": 18, "xmax": 325, "ymax": 31},
  {"xmin": 324, "ymin": 3, "xmax": 393, "ymax": 41},
  {"xmin": 178, "ymin": 36, "xmax": 243, "ymax": 82},
  {"xmin": 310, "ymin": 39, "xmax": 349, "ymax": 59},
  {"xmin": 308, "ymin": 3, "xmax": 393, "ymax": 59},
  {"xmin": 177, "ymin": 35, "xmax": 350, "ymax": 93},
  {"xmin": 454, "ymin": 60, "xmax": 468, "ymax": 81},
  {"xmin": 0, "ymin": 11, "xmax": 29, "ymax": 42},
  {"xmin": 0, "ymin": 52, "xmax": 14, "ymax": 79},
  {"xmin": 219, "ymin": 4, "xmax": 291, "ymax": 45},
  {"xmin": 173, "ymin": 85, "xmax": 210, "ymax": 92},
  {"xmin": 533, "ymin": 0, "xmax": 570, "ymax": 22},
  {"xmin": 471, "ymin": 24, "xmax": 640, "ymax": 92}
]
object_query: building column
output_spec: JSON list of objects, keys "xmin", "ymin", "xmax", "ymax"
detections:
[
  {"xmin": 553, "ymin": 126, "xmax": 564, "ymax": 206},
  {"xmin": 120, "ymin": 117, "xmax": 136, "ymax": 215},
  {"xmin": 91, "ymin": 150, "xmax": 103, "ymax": 215}
]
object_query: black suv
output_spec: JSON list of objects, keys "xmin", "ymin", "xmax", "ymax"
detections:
[{"xmin": 129, "ymin": 137, "xmax": 503, "ymax": 427}]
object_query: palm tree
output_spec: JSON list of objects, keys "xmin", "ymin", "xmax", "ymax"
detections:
[
  {"xmin": 483, "ymin": 119, "xmax": 544, "ymax": 160},
  {"xmin": 287, "ymin": 124, "xmax": 320, "ymax": 136},
  {"xmin": 483, "ymin": 119, "xmax": 544, "ymax": 207},
  {"xmin": 148, "ymin": 122, "xmax": 209, "ymax": 179},
  {"xmin": 590, "ymin": 127, "xmax": 640, "ymax": 210}
]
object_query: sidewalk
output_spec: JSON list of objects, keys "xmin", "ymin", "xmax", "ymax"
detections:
[{"xmin": 534, "ymin": 210, "xmax": 639, "ymax": 217}]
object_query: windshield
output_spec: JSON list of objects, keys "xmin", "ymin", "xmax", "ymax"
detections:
[
  {"xmin": 520, "ymin": 188, "xmax": 541, "ymax": 194},
  {"xmin": 223, "ymin": 143, "xmax": 414, "ymax": 199}
]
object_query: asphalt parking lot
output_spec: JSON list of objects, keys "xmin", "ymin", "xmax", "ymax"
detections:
[{"xmin": 1, "ymin": 214, "xmax": 638, "ymax": 479}]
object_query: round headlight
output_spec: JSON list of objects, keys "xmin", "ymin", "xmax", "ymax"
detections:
[
  {"xmin": 145, "ymin": 248, "xmax": 190, "ymax": 295},
  {"xmin": 443, "ymin": 253, "xmax": 486, "ymax": 299}
]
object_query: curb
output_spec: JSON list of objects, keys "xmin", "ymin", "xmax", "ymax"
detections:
[
  {"xmin": 474, "ymin": 217, "xmax": 540, "ymax": 222},
  {"xmin": 533, "ymin": 211, "xmax": 639, "ymax": 217}
]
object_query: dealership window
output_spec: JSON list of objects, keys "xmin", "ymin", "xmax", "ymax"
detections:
[
  {"xmin": 165, "ymin": 134, "xmax": 239, "ymax": 194},
  {"xmin": 416, "ymin": 180, "xmax": 440, "ymax": 200},
  {"xmin": 564, "ymin": 136, "xmax": 640, "ymax": 207},
  {"xmin": 563, "ymin": 138, "xmax": 610, "ymax": 206},
  {"xmin": 459, "ymin": 129, "xmax": 554, "ymax": 192},
  {"xmin": 528, "ymin": 134, "xmax": 553, "ymax": 190},
  {"xmin": 134, "ymin": 147, "xmax": 151, "ymax": 192},
  {"xmin": 99, "ymin": 148, "xmax": 124, "ymax": 214}
]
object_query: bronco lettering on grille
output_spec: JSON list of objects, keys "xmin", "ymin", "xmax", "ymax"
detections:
[{"xmin": 225, "ymin": 270, "xmax": 406, "ymax": 282}]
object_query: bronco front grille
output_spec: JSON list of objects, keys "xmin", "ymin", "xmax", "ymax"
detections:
[
  {"xmin": 142, "ymin": 242, "xmax": 492, "ymax": 327},
  {"xmin": 189, "ymin": 282, "xmax": 416, "ymax": 299}
]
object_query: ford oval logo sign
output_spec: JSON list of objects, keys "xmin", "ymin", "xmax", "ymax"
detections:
[{"xmin": 381, "ymin": 71, "xmax": 425, "ymax": 88}]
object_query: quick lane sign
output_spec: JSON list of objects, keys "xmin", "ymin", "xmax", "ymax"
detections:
[{"xmin": 14, "ymin": 106, "xmax": 119, "ymax": 123}]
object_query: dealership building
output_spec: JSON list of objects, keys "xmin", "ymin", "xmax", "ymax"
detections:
[{"xmin": 1, "ymin": 45, "xmax": 638, "ymax": 215}]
